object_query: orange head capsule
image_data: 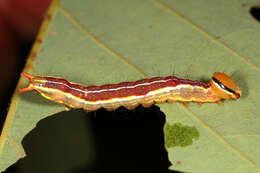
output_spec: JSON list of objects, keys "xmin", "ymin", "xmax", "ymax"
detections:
[{"xmin": 210, "ymin": 72, "xmax": 242, "ymax": 100}]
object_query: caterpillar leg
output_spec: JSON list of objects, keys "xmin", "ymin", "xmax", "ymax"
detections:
[
  {"xmin": 142, "ymin": 103, "xmax": 153, "ymax": 108},
  {"xmin": 217, "ymin": 101, "xmax": 222, "ymax": 105},
  {"xmin": 64, "ymin": 105, "xmax": 71, "ymax": 111}
]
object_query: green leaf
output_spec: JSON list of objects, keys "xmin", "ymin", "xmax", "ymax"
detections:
[{"xmin": 1, "ymin": 0, "xmax": 260, "ymax": 172}]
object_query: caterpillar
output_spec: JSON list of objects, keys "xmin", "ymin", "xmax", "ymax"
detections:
[{"xmin": 20, "ymin": 72, "xmax": 241, "ymax": 112}]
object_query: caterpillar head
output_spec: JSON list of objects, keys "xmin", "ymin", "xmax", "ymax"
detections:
[{"xmin": 210, "ymin": 72, "xmax": 242, "ymax": 100}]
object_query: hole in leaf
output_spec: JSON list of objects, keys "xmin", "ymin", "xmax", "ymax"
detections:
[
  {"xmin": 4, "ymin": 106, "xmax": 182, "ymax": 173},
  {"xmin": 250, "ymin": 6, "xmax": 260, "ymax": 22}
]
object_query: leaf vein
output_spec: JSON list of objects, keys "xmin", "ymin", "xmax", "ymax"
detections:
[
  {"xmin": 153, "ymin": 0, "xmax": 260, "ymax": 72},
  {"xmin": 6, "ymin": 135, "xmax": 25, "ymax": 158},
  {"xmin": 180, "ymin": 104, "xmax": 260, "ymax": 171},
  {"xmin": 59, "ymin": 7, "xmax": 148, "ymax": 78}
]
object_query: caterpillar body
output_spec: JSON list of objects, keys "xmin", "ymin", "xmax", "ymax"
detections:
[{"xmin": 20, "ymin": 72, "xmax": 241, "ymax": 112}]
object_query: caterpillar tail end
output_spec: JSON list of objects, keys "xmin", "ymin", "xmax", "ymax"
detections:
[{"xmin": 20, "ymin": 72, "xmax": 34, "ymax": 93}]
